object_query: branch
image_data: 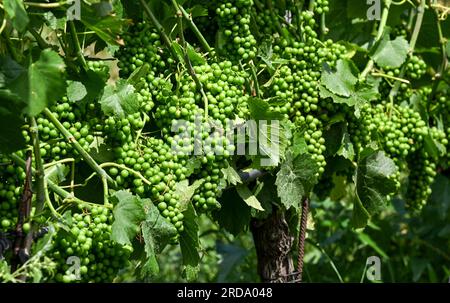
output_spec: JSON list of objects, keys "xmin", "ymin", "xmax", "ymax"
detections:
[
  {"xmin": 388, "ymin": 0, "xmax": 426, "ymax": 103},
  {"xmin": 42, "ymin": 108, "xmax": 116, "ymax": 187},
  {"xmin": 177, "ymin": 4, "xmax": 212, "ymax": 53},
  {"xmin": 68, "ymin": 21, "xmax": 87, "ymax": 71},
  {"xmin": 428, "ymin": 6, "xmax": 448, "ymax": 106},
  {"xmin": 171, "ymin": 0, "xmax": 209, "ymax": 119},
  {"xmin": 359, "ymin": 0, "xmax": 392, "ymax": 81},
  {"xmin": 140, "ymin": 0, "xmax": 181, "ymax": 62}
]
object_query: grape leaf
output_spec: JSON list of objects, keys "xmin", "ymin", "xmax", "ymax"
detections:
[
  {"xmin": 45, "ymin": 164, "xmax": 69, "ymax": 185},
  {"xmin": 352, "ymin": 149, "xmax": 398, "ymax": 228},
  {"xmin": 275, "ymin": 152, "xmax": 319, "ymax": 211},
  {"xmin": 99, "ymin": 79, "xmax": 140, "ymax": 118},
  {"xmin": 236, "ymin": 184, "xmax": 265, "ymax": 211},
  {"xmin": 319, "ymin": 79, "xmax": 379, "ymax": 118},
  {"xmin": 370, "ymin": 35, "xmax": 409, "ymax": 68},
  {"xmin": 179, "ymin": 202, "xmax": 199, "ymax": 282},
  {"xmin": 143, "ymin": 203, "xmax": 177, "ymax": 254},
  {"xmin": 337, "ymin": 132, "xmax": 355, "ymax": 161},
  {"xmin": 67, "ymin": 81, "xmax": 87, "ymax": 102},
  {"xmin": 321, "ymin": 59, "xmax": 358, "ymax": 97},
  {"xmin": 3, "ymin": 0, "xmax": 29, "ymax": 32},
  {"xmin": 175, "ymin": 179, "xmax": 204, "ymax": 212},
  {"xmin": 80, "ymin": 2, "xmax": 130, "ymax": 45},
  {"xmin": 9, "ymin": 49, "xmax": 66, "ymax": 117},
  {"xmin": 247, "ymin": 97, "xmax": 284, "ymax": 121},
  {"xmin": 214, "ymin": 188, "xmax": 251, "ymax": 236},
  {"xmin": 0, "ymin": 91, "xmax": 26, "ymax": 153},
  {"xmin": 140, "ymin": 222, "xmax": 160, "ymax": 278},
  {"xmin": 111, "ymin": 191, "xmax": 145, "ymax": 245},
  {"xmin": 221, "ymin": 164, "xmax": 242, "ymax": 186}
]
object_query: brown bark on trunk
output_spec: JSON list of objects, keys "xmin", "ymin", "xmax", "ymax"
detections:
[{"xmin": 250, "ymin": 209, "xmax": 295, "ymax": 283}]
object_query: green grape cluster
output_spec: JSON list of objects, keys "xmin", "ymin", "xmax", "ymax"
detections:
[
  {"xmin": 350, "ymin": 103, "xmax": 428, "ymax": 160},
  {"xmin": 0, "ymin": 158, "xmax": 25, "ymax": 232},
  {"xmin": 314, "ymin": 0, "xmax": 330, "ymax": 14},
  {"xmin": 111, "ymin": 138, "xmax": 187, "ymax": 232},
  {"xmin": 264, "ymin": 65, "xmax": 294, "ymax": 118},
  {"xmin": 405, "ymin": 55, "xmax": 427, "ymax": 80},
  {"xmin": 87, "ymin": 60, "xmax": 110, "ymax": 80},
  {"xmin": 117, "ymin": 22, "xmax": 172, "ymax": 77},
  {"xmin": 405, "ymin": 150, "xmax": 436, "ymax": 210},
  {"xmin": 33, "ymin": 99, "xmax": 100, "ymax": 161},
  {"xmin": 251, "ymin": 5, "xmax": 282, "ymax": 38},
  {"xmin": 295, "ymin": 115, "xmax": 327, "ymax": 174},
  {"xmin": 49, "ymin": 204, "xmax": 131, "ymax": 283},
  {"xmin": 216, "ymin": 0, "xmax": 257, "ymax": 61}
]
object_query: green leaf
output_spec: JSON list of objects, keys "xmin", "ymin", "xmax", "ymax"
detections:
[
  {"xmin": 67, "ymin": 81, "xmax": 87, "ymax": 102},
  {"xmin": 175, "ymin": 179, "xmax": 204, "ymax": 212},
  {"xmin": 10, "ymin": 49, "xmax": 66, "ymax": 117},
  {"xmin": 45, "ymin": 164, "xmax": 69, "ymax": 185},
  {"xmin": 275, "ymin": 152, "xmax": 319, "ymax": 211},
  {"xmin": 179, "ymin": 202, "xmax": 199, "ymax": 281},
  {"xmin": 3, "ymin": 0, "xmax": 29, "ymax": 32},
  {"xmin": 321, "ymin": 59, "xmax": 358, "ymax": 97},
  {"xmin": 236, "ymin": 184, "xmax": 264, "ymax": 211},
  {"xmin": 291, "ymin": 131, "xmax": 308, "ymax": 158},
  {"xmin": 186, "ymin": 43, "xmax": 206, "ymax": 66},
  {"xmin": 352, "ymin": 149, "xmax": 398, "ymax": 228},
  {"xmin": 140, "ymin": 222, "xmax": 159, "ymax": 278},
  {"xmin": 99, "ymin": 79, "xmax": 140, "ymax": 118},
  {"xmin": 337, "ymin": 132, "xmax": 355, "ymax": 161},
  {"xmin": 127, "ymin": 63, "xmax": 150, "ymax": 86},
  {"xmin": 110, "ymin": 191, "xmax": 145, "ymax": 245},
  {"xmin": 319, "ymin": 78, "xmax": 380, "ymax": 118},
  {"xmin": 80, "ymin": 69, "xmax": 106, "ymax": 103},
  {"xmin": 144, "ymin": 203, "xmax": 177, "ymax": 254},
  {"xmin": 184, "ymin": 157, "xmax": 202, "ymax": 177},
  {"xmin": 221, "ymin": 164, "xmax": 242, "ymax": 186},
  {"xmin": 0, "ymin": 94, "xmax": 26, "ymax": 153},
  {"xmin": 80, "ymin": 3, "xmax": 131, "ymax": 45},
  {"xmin": 370, "ymin": 35, "xmax": 409, "ymax": 68},
  {"xmin": 214, "ymin": 188, "xmax": 251, "ymax": 236},
  {"xmin": 247, "ymin": 97, "xmax": 284, "ymax": 121}
]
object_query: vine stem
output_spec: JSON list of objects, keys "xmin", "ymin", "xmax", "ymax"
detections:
[
  {"xmin": 297, "ymin": 197, "xmax": 309, "ymax": 283},
  {"xmin": 388, "ymin": 0, "xmax": 426, "ymax": 104},
  {"xmin": 42, "ymin": 108, "xmax": 116, "ymax": 187},
  {"xmin": 176, "ymin": 4, "xmax": 212, "ymax": 53},
  {"xmin": 28, "ymin": 27, "xmax": 48, "ymax": 49},
  {"xmin": 10, "ymin": 153, "xmax": 98, "ymax": 208},
  {"xmin": 43, "ymin": 158, "xmax": 75, "ymax": 169},
  {"xmin": 99, "ymin": 162, "xmax": 153, "ymax": 186},
  {"xmin": 428, "ymin": 5, "xmax": 448, "ymax": 106},
  {"xmin": 30, "ymin": 118, "xmax": 47, "ymax": 214},
  {"xmin": 68, "ymin": 20, "xmax": 88, "ymax": 71},
  {"xmin": 140, "ymin": 0, "xmax": 181, "ymax": 62},
  {"xmin": 171, "ymin": 0, "xmax": 209, "ymax": 119},
  {"xmin": 371, "ymin": 71, "xmax": 410, "ymax": 84},
  {"xmin": 24, "ymin": 1, "xmax": 68, "ymax": 8},
  {"xmin": 359, "ymin": 0, "xmax": 392, "ymax": 81},
  {"xmin": 250, "ymin": 61, "xmax": 261, "ymax": 98}
]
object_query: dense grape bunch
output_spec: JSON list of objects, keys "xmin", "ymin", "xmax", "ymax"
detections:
[
  {"xmin": 48, "ymin": 204, "xmax": 131, "ymax": 283},
  {"xmin": 1, "ymin": 0, "xmax": 450, "ymax": 284},
  {"xmin": 216, "ymin": 0, "xmax": 258, "ymax": 61},
  {"xmin": 117, "ymin": 22, "xmax": 172, "ymax": 78},
  {"xmin": 0, "ymin": 158, "xmax": 25, "ymax": 232}
]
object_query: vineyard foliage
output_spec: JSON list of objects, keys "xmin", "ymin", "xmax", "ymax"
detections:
[{"xmin": 0, "ymin": 0, "xmax": 449, "ymax": 282}]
